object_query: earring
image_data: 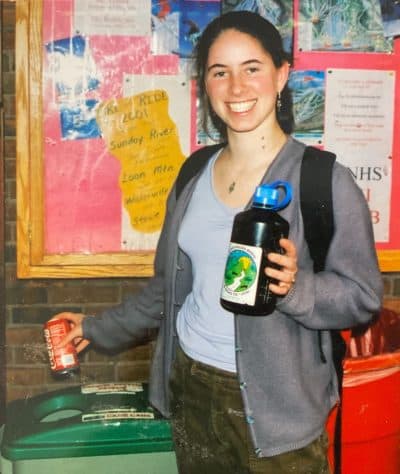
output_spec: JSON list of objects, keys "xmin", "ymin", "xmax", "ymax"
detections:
[{"xmin": 277, "ymin": 92, "xmax": 282, "ymax": 112}]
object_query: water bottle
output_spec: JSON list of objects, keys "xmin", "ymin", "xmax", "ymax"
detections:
[{"xmin": 220, "ymin": 181, "xmax": 292, "ymax": 316}]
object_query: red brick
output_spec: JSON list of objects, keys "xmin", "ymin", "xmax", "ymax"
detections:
[
  {"xmin": 5, "ymin": 198, "xmax": 15, "ymax": 221},
  {"xmin": 5, "ymin": 263, "xmax": 17, "ymax": 287},
  {"xmin": 11, "ymin": 306, "xmax": 80, "ymax": 324},
  {"xmin": 382, "ymin": 276, "xmax": 392, "ymax": 296},
  {"xmin": 5, "ymin": 222, "xmax": 16, "ymax": 242},
  {"xmin": 2, "ymin": 50, "xmax": 14, "ymax": 73},
  {"xmin": 7, "ymin": 366, "xmax": 47, "ymax": 386},
  {"xmin": 78, "ymin": 363, "xmax": 116, "ymax": 384},
  {"xmin": 4, "ymin": 140, "xmax": 16, "ymax": 159},
  {"xmin": 2, "ymin": 3, "xmax": 16, "ymax": 28},
  {"xmin": 6, "ymin": 286, "xmax": 48, "ymax": 304},
  {"xmin": 4, "ymin": 243, "xmax": 15, "ymax": 263},
  {"xmin": 2, "ymin": 29, "xmax": 15, "ymax": 51},
  {"xmin": 47, "ymin": 285, "xmax": 120, "ymax": 305},
  {"xmin": 3, "ymin": 94, "xmax": 15, "ymax": 116},
  {"xmin": 382, "ymin": 298, "xmax": 400, "ymax": 313},
  {"xmin": 6, "ymin": 386, "xmax": 46, "ymax": 404},
  {"xmin": 6, "ymin": 325, "xmax": 43, "ymax": 344},
  {"xmin": 14, "ymin": 343, "xmax": 48, "ymax": 365},
  {"xmin": 5, "ymin": 345, "xmax": 13, "ymax": 364},
  {"xmin": 2, "ymin": 73, "xmax": 15, "ymax": 96}
]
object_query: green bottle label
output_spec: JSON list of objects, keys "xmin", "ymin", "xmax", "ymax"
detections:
[{"xmin": 221, "ymin": 243, "xmax": 262, "ymax": 306}]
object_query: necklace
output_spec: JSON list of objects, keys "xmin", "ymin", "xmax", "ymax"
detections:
[{"xmin": 228, "ymin": 181, "xmax": 236, "ymax": 193}]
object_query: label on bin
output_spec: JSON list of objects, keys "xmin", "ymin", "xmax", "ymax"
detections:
[
  {"xmin": 82, "ymin": 409, "xmax": 154, "ymax": 422},
  {"xmin": 81, "ymin": 382, "xmax": 144, "ymax": 394}
]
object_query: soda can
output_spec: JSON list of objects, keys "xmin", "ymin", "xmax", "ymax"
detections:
[{"xmin": 44, "ymin": 318, "xmax": 80, "ymax": 375}]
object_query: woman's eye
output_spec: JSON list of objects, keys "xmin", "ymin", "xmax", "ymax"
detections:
[
  {"xmin": 247, "ymin": 67, "xmax": 259, "ymax": 74},
  {"xmin": 214, "ymin": 70, "xmax": 226, "ymax": 78}
]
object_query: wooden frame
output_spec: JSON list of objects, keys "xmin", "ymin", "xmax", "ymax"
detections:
[
  {"xmin": 376, "ymin": 250, "xmax": 400, "ymax": 273},
  {"xmin": 16, "ymin": 0, "xmax": 400, "ymax": 278},
  {"xmin": 16, "ymin": 0, "xmax": 154, "ymax": 278}
]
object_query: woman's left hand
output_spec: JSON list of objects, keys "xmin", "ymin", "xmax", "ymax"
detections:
[{"xmin": 265, "ymin": 238, "xmax": 298, "ymax": 296}]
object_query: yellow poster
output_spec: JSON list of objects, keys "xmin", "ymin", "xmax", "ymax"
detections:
[{"xmin": 97, "ymin": 90, "xmax": 185, "ymax": 235}]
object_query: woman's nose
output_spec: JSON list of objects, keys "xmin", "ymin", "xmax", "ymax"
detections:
[{"xmin": 229, "ymin": 72, "xmax": 245, "ymax": 94}]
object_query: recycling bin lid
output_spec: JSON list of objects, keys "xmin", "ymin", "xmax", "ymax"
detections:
[{"xmin": 1, "ymin": 382, "xmax": 174, "ymax": 461}]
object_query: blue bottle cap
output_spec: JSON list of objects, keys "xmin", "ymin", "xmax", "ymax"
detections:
[{"xmin": 252, "ymin": 181, "xmax": 292, "ymax": 211}]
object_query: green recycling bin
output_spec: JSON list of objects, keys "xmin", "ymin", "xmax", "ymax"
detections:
[{"xmin": 0, "ymin": 382, "xmax": 178, "ymax": 474}]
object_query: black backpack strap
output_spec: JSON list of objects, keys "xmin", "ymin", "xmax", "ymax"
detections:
[
  {"xmin": 300, "ymin": 146, "xmax": 345, "ymax": 474},
  {"xmin": 300, "ymin": 146, "xmax": 336, "ymax": 272},
  {"xmin": 300, "ymin": 144, "xmax": 337, "ymax": 367},
  {"xmin": 175, "ymin": 143, "xmax": 225, "ymax": 199}
]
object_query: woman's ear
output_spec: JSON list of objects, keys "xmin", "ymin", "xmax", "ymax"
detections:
[{"xmin": 277, "ymin": 61, "xmax": 290, "ymax": 93}]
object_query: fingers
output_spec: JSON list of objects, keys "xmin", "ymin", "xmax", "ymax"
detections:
[
  {"xmin": 268, "ymin": 277, "xmax": 295, "ymax": 296},
  {"xmin": 277, "ymin": 238, "xmax": 297, "ymax": 260},
  {"xmin": 60, "ymin": 327, "xmax": 90, "ymax": 354},
  {"xmin": 265, "ymin": 238, "xmax": 298, "ymax": 296},
  {"xmin": 59, "ymin": 326, "xmax": 82, "ymax": 349},
  {"xmin": 52, "ymin": 312, "xmax": 85, "ymax": 327},
  {"xmin": 50, "ymin": 312, "xmax": 90, "ymax": 353},
  {"xmin": 75, "ymin": 339, "xmax": 91, "ymax": 353}
]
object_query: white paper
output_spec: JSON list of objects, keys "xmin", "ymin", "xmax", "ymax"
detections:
[
  {"xmin": 324, "ymin": 68, "xmax": 395, "ymax": 242},
  {"xmin": 74, "ymin": 0, "xmax": 151, "ymax": 37}
]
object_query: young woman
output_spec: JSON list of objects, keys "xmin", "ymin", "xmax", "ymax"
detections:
[{"xmin": 53, "ymin": 11, "xmax": 383, "ymax": 473}]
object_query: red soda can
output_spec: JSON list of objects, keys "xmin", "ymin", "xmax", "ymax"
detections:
[{"xmin": 44, "ymin": 318, "xmax": 80, "ymax": 375}]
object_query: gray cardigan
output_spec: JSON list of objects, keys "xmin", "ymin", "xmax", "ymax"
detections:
[{"xmin": 83, "ymin": 136, "xmax": 383, "ymax": 457}]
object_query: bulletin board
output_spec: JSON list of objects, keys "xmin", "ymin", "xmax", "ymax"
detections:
[{"xmin": 16, "ymin": 0, "xmax": 400, "ymax": 278}]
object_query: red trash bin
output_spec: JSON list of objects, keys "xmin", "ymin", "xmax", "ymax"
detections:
[{"xmin": 326, "ymin": 308, "xmax": 400, "ymax": 474}]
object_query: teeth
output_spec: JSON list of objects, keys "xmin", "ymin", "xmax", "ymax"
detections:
[{"xmin": 228, "ymin": 100, "xmax": 256, "ymax": 113}]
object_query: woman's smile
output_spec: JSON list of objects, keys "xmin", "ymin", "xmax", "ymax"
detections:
[{"xmin": 227, "ymin": 99, "xmax": 257, "ymax": 113}]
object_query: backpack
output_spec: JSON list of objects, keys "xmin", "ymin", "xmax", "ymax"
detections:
[{"xmin": 175, "ymin": 143, "xmax": 346, "ymax": 473}]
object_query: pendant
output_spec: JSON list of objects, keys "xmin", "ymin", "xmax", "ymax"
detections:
[{"xmin": 228, "ymin": 181, "xmax": 236, "ymax": 193}]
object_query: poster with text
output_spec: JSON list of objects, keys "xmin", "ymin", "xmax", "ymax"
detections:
[
  {"xmin": 324, "ymin": 68, "xmax": 395, "ymax": 242},
  {"xmin": 43, "ymin": 1, "xmax": 181, "ymax": 254},
  {"xmin": 74, "ymin": 0, "xmax": 152, "ymax": 36},
  {"xmin": 94, "ymin": 73, "xmax": 191, "ymax": 250}
]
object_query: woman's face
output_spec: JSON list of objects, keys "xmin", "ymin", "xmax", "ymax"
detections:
[{"xmin": 204, "ymin": 29, "xmax": 288, "ymax": 136}]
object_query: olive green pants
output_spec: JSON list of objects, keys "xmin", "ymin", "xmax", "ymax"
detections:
[{"xmin": 169, "ymin": 346, "xmax": 330, "ymax": 474}]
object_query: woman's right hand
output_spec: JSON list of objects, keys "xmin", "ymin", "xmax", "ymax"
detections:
[{"xmin": 50, "ymin": 312, "xmax": 91, "ymax": 353}]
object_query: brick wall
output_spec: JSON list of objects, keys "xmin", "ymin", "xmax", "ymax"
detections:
[
  {"xmin": 2, "ymin": 1, "xmax": 156, "ymax": 406},
  {"xmin": 2, "ymin": 1, "xmax": 400, "ymax": 407}
]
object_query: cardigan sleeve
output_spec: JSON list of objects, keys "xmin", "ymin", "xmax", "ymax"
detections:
[
  {"xmin": 277, "ymin": 162, "xmax": 383, "ymax": 330},
  {"xmin": 82, "ymin": 186, "xmax": 178, "ymax": 350}
]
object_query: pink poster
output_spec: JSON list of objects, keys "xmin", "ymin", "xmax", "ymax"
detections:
[{"xmin": 43, "ymin": 0, "xmax": 181, "ymax": 253}]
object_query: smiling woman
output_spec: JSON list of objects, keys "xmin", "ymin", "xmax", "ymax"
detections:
[
  {"xmin": 205, "ymin": 28, "xmax": 290, "ymax": 210},
  {"xmin": 196, "ymin": 11, "xmax": 294, "ymax": 142},
  {"xmin": 47, "ymin": 10, "xmax": 383, "ymax": 474},
  {"xmin": 204, "ymin": 30, "xmax": 288, "ymax": 136}
]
